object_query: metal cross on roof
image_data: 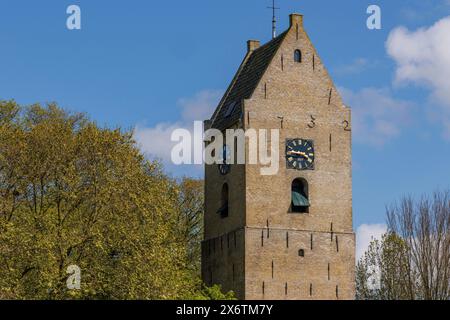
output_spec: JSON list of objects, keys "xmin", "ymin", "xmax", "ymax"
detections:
[{"xmin": 267, "ymin": 0, "xmax": 280, "ymax": 39}]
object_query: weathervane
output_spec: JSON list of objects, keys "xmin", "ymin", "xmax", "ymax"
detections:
[{"xmin": 267, "ymin": 0, "xmax": 280, "ymax": 39}]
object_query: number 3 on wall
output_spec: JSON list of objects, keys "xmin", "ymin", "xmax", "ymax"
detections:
[{"xmin": 307, "ymin": 115, "xmax": 316, "ymax": 129}]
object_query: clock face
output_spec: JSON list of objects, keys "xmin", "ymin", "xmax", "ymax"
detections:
[
  {"xmin": 218, "ymin": 163, "xmax": 231, "ymax": 175},
  {"xmin": 218, "ymin": 145, "xmax": 231, "ymax": 175},
  {"xmin": 286, "ymin": 139, "xmax": 315, "ymax": 170}
]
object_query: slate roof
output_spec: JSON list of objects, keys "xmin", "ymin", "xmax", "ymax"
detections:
[{"xmin": 210, "ymin": 31, "xmax": 288, "ymax": 130}]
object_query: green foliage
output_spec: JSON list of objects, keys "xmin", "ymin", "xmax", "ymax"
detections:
[
  {"xmin": 356, "ymin": 232, "xmax": 412, "ymax": 300},
  {"xmin": 188, "ymin": 284, "xmax": 236, "ymax": 300},
  {"xmin": 176, "ymin": 178, "xmax": 204, "ymax": 274},
  {"xmin": 0, "ymin": 100, "xmax": 228, "ymax": 300},
  {"xmin": 357, "ymin": 192, "xmax": 449, "ymax": 300}
]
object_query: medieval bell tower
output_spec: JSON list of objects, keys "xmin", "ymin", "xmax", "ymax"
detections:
[{"xmin": 202, "ymin": 13, "xmax": 355, "ymax": 300}]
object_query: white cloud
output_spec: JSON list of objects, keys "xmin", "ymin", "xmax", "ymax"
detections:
[
  {"xmin": 178, "ymin": 90, "xmax": 222, "ymax": 123},
  {"xmin": 134, "ymin": 122, "xmax": 183, "ymax": 163},
  {"xmin": 133, "ymin": 90, "xmax": 222, "ymax": 175},
  {"xmin": 386, "ymin": 16, "xmax": 450, "ymax": 138},
  {"xmin": 339, "ymin": 87, "xmax": 414, "ymax": 146},
  {"xmin": 356, "ymin": 224, "xmax": 387, "ymax": 260}
]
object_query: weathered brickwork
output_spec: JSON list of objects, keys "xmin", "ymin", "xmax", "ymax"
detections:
[{"xmin": 202, "ymin": 13, "xmax": 355, "ymax": 300}]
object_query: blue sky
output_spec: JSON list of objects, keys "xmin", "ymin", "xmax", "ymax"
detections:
[{"xmin": 1, "ymin": 0, "xmax": 449, "ymax": 247}]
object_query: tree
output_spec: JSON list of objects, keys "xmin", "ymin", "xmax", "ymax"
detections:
[
  {"xmin": 356, "ymin": 191, "xmax": 450, "ymax": 300},
  {"xmin": 0, "ymin": 100, "xmax": 230, "ymax": 299},
  {"xmin": 176, "ymin": 178, "xmax": 204, "ymax": 274},
  {"xmin": 356, "ymin": 232, "xmax": 412, "ymax": 300}
]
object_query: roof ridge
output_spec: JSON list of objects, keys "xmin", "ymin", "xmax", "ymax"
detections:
[
  {"xmin": 253, "ymin": 30, "xmax": 288, "ymax": 53},
  {"xmin": 210, "ymin": 29, "xmax": 289, "ymax": 130}
]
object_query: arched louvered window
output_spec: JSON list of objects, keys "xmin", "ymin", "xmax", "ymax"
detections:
[{"xmin": 291, "ymin": 178, "xmax": 309, "ymax": 213}]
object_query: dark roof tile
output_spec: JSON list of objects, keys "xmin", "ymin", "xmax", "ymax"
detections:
[{"xmin": 210, "ymin": 31, "xmax": 287, "ymax": 130}]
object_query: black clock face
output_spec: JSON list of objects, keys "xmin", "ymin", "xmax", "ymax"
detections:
[
  {"xmin": 218, "ymin": 164, "xmax": 231, "ymax": 175},
  {"xmin": 218, "ymin": 145, "xmax": 231, "ymax": 175},
  {"xmin": 286, "ymin": 139, "xmax": 315, "ymax": 170}
]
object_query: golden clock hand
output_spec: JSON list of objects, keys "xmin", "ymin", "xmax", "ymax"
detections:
[{"xmin": 288, "ymin": 151, "xmax": 308, "ymax": 158}]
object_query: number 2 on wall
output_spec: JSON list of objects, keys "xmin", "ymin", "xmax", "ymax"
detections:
[{"xmin": 342, "ymin": 120, "xmax": 351, "ymax": 132}]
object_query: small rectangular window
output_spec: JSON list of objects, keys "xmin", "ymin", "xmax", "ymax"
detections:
[{"xmin": 298, "ymin": 249, "xmax": 305, "ymax": 257}]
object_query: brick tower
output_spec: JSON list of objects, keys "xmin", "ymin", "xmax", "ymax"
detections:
[{"xmin": 202, "ymin": 14, "xmax": 355, "ymax": 300}]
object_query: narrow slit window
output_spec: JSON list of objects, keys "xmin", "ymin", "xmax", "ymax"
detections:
[
  {"xmin": 329, "ymin": 134, "xmax": 332, "ymax": 152},
  {"xmin": 328, "ymin": 263, "xmax": 330, "ymax": 280},
  {"xmin": 232, "ymin": 264, "xmax": 235, "ymax": 282},
  {"xmin": 217, "ymin": 183, "xmax": 229, "ymax": 218},
  {"xmin": 286, "ymin": 232, "xmax": 289, "ymax": 248},
  {"xmin": 261, "ymin": 230, "xmax": 264, "ymax": 247}
]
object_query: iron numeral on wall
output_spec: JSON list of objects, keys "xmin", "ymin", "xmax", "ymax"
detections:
[
  {"xmin": 342, "ymin": 120, "xmax": 351, "ymax": 132},
  {"xmin": 307, "ymin": 115, "xmax": 316, "ymax": 128}
]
